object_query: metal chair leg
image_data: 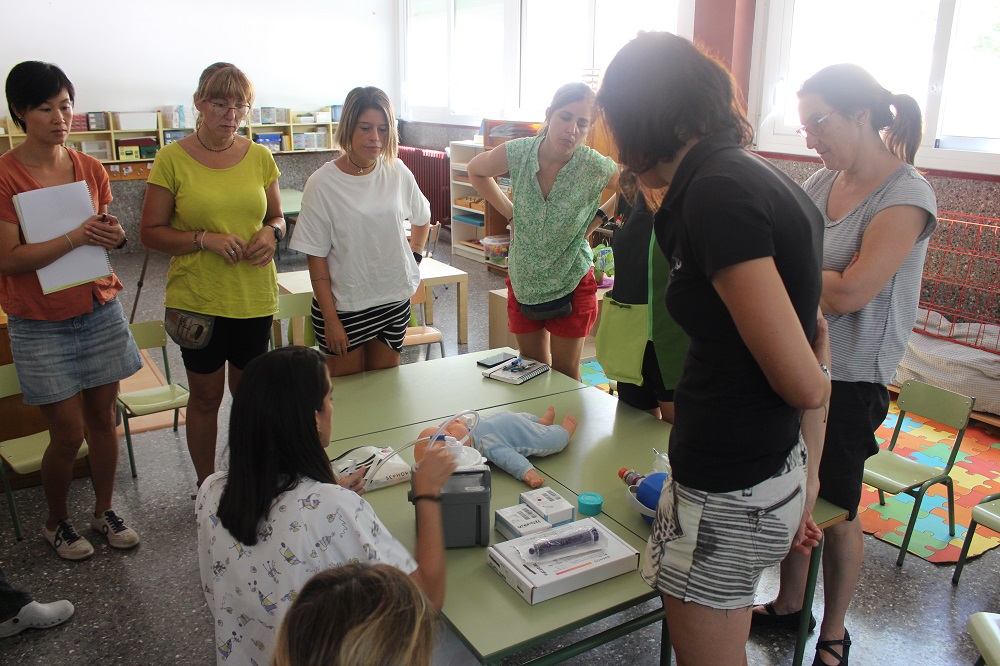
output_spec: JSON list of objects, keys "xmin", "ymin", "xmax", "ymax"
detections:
[
  {"xmin": 946, "ymin": 478, "xmax": 956, "ymax": 536},
  {"xmin": 0, "ymin": 464, "xmax": 22, "ymax": 540},
  {"xmin": 793, "ymin": 536, "xmax": 825, "ymax": 666},
  {"xmin": 897, "ymin": 486, "xmax": 930, "ymax": 567},
  {"xmin": 121, "ymin": 408, "xmax": 137, "ymax": 478},
  {"xmin": 953, "ymin": 519, "xmax": 978, "ymax": 585}
]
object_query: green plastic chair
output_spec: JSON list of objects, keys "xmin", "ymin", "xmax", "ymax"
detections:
[
  {"xmin": 271, "ymin": 291, "xmax": 317, "ymax": 348},
  {"xmin": 952, "ymin": 492, "xmax": 1000, "ymax": 585},
  {"xmin": 117, "ymin": 321, "xmax": 190, "ymax": 478},
  {"xmin": 0, "ymin": 364, "xmax": 89, "ymax": 540},
  {"xmin": 862, "ymin": 379, "xmax": 975, "ymax": 567},
  {"xmin": 969, "ymin": 612, "xmax": 1000, "ymax": 666}
]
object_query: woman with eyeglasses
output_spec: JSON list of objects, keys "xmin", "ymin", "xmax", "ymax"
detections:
[
  {"xmin": 751, "ymin": 64, "xmax": 936, "ymax": 666},
  {"xmin": 141, "ymin": 62, "xmax": 284, "ymax": 488}
]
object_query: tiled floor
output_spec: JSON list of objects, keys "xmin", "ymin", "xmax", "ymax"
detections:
[{"xmin": 1, "ymin": 235, "xmax": 996, "ymax": 665}]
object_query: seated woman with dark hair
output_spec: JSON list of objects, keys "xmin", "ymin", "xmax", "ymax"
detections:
[
  {"xmin": 195, "ymin": 346, "xmax": 455, "ymax": 666},
  {"xmin": 272, "ymin": 562, "xmax": 438, "ymax": 666}
]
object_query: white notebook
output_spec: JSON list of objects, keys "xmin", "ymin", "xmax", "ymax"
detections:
[
  {"xmin": 482, "ymin": 357, "xmax": 550, "ymax": 385},
  {"xmin": 13, "ymin": 180, "xmax": 111, "ymax": 294}
]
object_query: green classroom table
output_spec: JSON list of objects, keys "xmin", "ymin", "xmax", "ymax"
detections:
[
  {"xmin": 326, "ymin": 348, "xmax": 586, "ymax": 443},
  {"xmin": 338, "ymin": 421, "xmax": 667, "ymax": 665}
]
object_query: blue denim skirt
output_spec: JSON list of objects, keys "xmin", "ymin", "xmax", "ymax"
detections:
[{"xmin": 7, "ymin": 298, "xmax": 143, "ymax": 405}]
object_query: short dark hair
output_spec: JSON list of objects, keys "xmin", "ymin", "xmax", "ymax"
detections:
[
  {"xmin": 597, "ymin": 32, "xmax": 753, "ymax": 174},
  {"xmin": 798, "ymin": 63, "xmax": 923, "ymax": 165},
  {"xmin": 216, "ymin": 346, "xmax": 335, "ymax": 545},
  {"xmin": 5, "ymin": 61, "xmax": 75, "ymax": 131}
]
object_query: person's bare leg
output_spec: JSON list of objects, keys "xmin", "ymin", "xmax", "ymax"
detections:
[
  {"xmin": 523, "ymin": 469, "xmax": 544, "ymax": 488},
  {"xmin": 560, "ymin": 415, "xmax": 578, "ymax": 438},
  {"xmin": 515, "ymin": 330, "xmax": 550, "ymax": 367},
  {"xmin": 327, "ymin": 347, "xmax": 365, "ymax": 377},
  {"xmin": 38, "ymin": 396, "xmax": 86, "ymax": 531},
  {"xmin": 663, "ymin": 595, "xmax": 751, "ymax": 666},
  {"xmin": 80, "ymin": 382, "xmax": 121, "ymax": 516},
  {"xmin": 752, "ymin": 548, "xmax": 810, "ymax": 616},
  {"xmin": 813, "ymin": 518, "xmax": 863, "ymax": 664},
  {"xmin": 658, "ymin": 400, "xmax": 676, "ymax": 424},
  {"xmin": 538, "ymin": 406, "xmax": 556, "ymax": 426},
  {"xmin": 363, "ymin": 339, "xmax": 401, "ymax": 371},
  {"xmin": 184, "ymin": 366, "xmax": 226, "ymax": 486},
  {"xmin": 549, "ymin": 333, "xmax": 585, "ymax": 381}
]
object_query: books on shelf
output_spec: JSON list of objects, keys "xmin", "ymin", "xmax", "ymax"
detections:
[
  {"xmin": 482, "ymin": 357, "xmax": 550, "ymax": 384},
  {"xmin": 13, "ymin": 180, "xmax": 111, "ymax": 294}
]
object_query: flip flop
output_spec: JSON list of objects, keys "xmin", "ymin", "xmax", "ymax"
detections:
[{"xmin": 750, "ymin": 601, "xmax": 817, "ymax": 633}]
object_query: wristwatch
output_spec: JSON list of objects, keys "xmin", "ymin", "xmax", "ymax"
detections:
[
  {"xmin": 412, "ymin": 250, "xmax": 423, "ymax": 264},
  {"xmin": 269, "ymin": 223, "xmax": 283, "ymax": 243},
  {"xmin": 595, "ymin": 209, "xmax": 609, "ymax": 225},
  {"xmin": 115, "ymin": 236, "xmax": 128, "ymax": 250}
]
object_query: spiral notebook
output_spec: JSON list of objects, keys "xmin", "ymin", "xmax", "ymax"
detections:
[
  {"xmin": 482, "ymin": 357, "xmax": 550, "ymax": 385},
  {"xmin": 13, "ymin": 180, "xmax": 111, "ymax": 294}
]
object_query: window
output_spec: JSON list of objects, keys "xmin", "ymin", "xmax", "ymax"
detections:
[
  {"xmin": 750, "ymin": 0, "xmax": 1000, "ymax": 174},
  {"xmin": 401, "ymin": 0, "xmax": 689, "ymax": 125}
]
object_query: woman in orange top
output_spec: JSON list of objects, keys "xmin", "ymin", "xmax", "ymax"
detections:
[{"xmin": 0, "ymin": 61, "xmax": 142, "ymax": 561}]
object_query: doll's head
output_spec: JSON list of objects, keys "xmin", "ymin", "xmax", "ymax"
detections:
[{"xmin": 413, "ymin": 421, "xmax": 470, "ymax": 463}]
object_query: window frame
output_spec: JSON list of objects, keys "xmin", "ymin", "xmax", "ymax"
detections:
[{"xmin": 748, "ymin": 0, "xmax": 1000, "ymax": 176}]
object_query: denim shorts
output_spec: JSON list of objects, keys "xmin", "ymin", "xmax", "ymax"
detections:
[
  {"xmin": 7, "ymin": 298, "xmax": 143, "ymax": 405},
  {"xmin": 641, "ymin": 437, "xmax": 808, "ymax": 610}
]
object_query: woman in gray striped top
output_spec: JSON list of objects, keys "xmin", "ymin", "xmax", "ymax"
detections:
[{"xmin": 752, "ymin": 64, "xmax": 937, "ymax": 666}]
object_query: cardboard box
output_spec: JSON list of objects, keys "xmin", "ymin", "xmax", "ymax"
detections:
[
  {"xmin": 495, "ymin": 504, "xmax": 551, "ymax": 540},
  {"xmin": 520, "ymin": 487, "xmax": 575, "ymax": 526},
  {"xmin": 118, "ymin": 145, "xmax": 141, "ymax": 161},
  {"xmin": 163, "ymin": 130, "xmax": 187, "ymax": 145},
  {"xmin": 255, "ymin": 132, "xmax": 283, "ymax": 153},
  {"xmin": 486, "ymin": 518, "xmax": 639, "ymax": 604},
  {"xmin": 315, "ymin": 111, "xmax": 332, "ymax": 123},
  {"xmin": 113, "ymin": 112, "xmax": 158, "ymax": 130}
]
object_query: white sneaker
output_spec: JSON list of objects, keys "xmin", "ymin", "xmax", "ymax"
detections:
[
  {"xmin": 90, "ymin": 510, "xmax": 140, "ymax": 549},
  {"xmin": 43, "ymin": 521, "xmax": 94, "ymax": 561},
  {"xmin": 0, "ymin": 600, "xmax": 75, "ymax": 638}
]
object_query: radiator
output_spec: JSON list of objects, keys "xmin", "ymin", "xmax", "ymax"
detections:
[
  {"xmin": 915, "ymin": 212, "xmax": 999, "ymax": 354},
  {"xmin": 398, "ymin": 146, "xmax": 450, "ymax": 227}
]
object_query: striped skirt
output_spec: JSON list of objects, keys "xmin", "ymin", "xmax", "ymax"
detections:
[{"xmin": 311, "ymin": 297, "xmax": 410, "ymax": 354}]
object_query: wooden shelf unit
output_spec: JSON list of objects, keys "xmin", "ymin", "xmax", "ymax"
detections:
[{"xmin": 449, "ymin": 140, "xmax": 511, "ymax": 268}]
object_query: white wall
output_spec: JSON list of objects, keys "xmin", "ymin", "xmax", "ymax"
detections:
[{"xmin": 0, "ymin": 0, "xmax": 399, "ymax": 115}]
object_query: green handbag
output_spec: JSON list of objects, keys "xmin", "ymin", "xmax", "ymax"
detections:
[{"xmin": 595, "ymin": 296, "xmax": 648, "ymax": 385}]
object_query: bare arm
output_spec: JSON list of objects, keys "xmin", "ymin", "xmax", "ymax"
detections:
[
  {"xmin": 586, "ymin": 191, "xmax": 619, "ymax": 238},
  {"xmin": 712, "ymin": 257, "xmax": 831, "ymax": 410},
  {"xmin": 407, "ymin": 439, "xmax": 457, "ymax": 609},
  {"xmin": 408, "ymin": 220, "xmax": 430, "ymax": 256},
  {"xmin": 821, "ymin": 205, "xmax": 927, "ymax": 314},
  {"xmin": 467, "ymin": 144, "xmax": 514, "ymax": 221}
]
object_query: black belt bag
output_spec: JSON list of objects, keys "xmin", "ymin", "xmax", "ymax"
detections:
[{"xmin": 520, "ymin": 292, "xmax": 573, "ymax": 321}]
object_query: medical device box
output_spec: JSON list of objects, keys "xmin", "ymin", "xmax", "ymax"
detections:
[
  {"xmin": 486, "ymin": 518, "xmax": 639, "ymax": 604},
  {"xmin": 418, "ymin": 466, "xmax": 491, "ymax": 548},
  {"xmin": 519, "ymin": 487, "xmax": 575, "ymax": 526},
  {"xmin": 494, "ymin": 504, "xmax": 552, "ymax": 540}
]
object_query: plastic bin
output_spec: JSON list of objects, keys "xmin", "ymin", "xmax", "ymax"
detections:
[{"xmin": 482, "ymin": 235, "xmax": 511, "ymax": 267}]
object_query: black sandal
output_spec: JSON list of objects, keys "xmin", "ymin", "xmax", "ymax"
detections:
[
  {"xmin": 813, "ymin": 628, "xmax": 851, "ymax": 665},
  {"xmin": 750, "ymin": 601, "xmax": 817, "ymax": 633}
]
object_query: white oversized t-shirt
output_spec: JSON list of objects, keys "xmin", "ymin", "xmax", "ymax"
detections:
[{"xmin": 289, "ymin": 157, "xmax": 431, "ymax": 312}]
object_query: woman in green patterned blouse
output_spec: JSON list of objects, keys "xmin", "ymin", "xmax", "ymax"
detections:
[{"xmin": 468, "ymin": 83, "xmax": 617, "ymax": 380}]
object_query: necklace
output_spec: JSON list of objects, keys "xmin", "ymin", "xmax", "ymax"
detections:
[
  {"xmin": 196, "ymin": 130, "xmax": 236, "ymax": 153},
  {"xmin": 348, "ymin": 154, "xmax": 377, "ymax": 174}
]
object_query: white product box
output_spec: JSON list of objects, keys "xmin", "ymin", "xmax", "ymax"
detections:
[
  {"xmin": 113, "ymin": 112, "xmax": 158, "ymax": 131},
  {"xmin": 80, "ymin": 140, "xmax": 112, "ymax": 161},
  {"xmin": 495, "ymin": 504, "xmax": 552, "ymax": 540},
  {"xmin": 520, "ymin": 487, "xmax": 575, "ymax": 526},
  {"xmin": 314, "ymin": 111, "xmax": 332, "ymax": 123},
  {"xmin": 486, "ymin": 518, "xmax": 639, "ymax": 604}
]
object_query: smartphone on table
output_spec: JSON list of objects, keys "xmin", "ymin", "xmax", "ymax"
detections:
[{"xmin": 476, "ymin": 352, "xmax": 517, "ymax": 368}]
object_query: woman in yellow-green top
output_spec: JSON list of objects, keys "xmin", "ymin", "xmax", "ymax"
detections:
[{"xmin": 140, "ymin": 63, "xmax": 284, "ymax": 487}]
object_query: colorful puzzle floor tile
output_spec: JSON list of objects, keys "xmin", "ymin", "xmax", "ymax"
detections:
[
  {"xmin": 580, "ymin": 360, "xmax": 611, "ymax": 394},
  {"xmin": 858, "ymin": 402, "xmax": 1000, "ymax": 564}
]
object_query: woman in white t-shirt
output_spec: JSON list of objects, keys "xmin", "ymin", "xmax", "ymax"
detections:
[
  {"xmin": 289, "ymin": 86, "xmax": 431, "ymax": 377},
  {"xmin": 196, "ymin": 346, "xmax": 455, "ymax": 665}
]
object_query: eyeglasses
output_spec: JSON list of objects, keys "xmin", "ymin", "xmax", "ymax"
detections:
[
  {"xmin": 796, "ymin": 111, "xmax": 836, "ymax": 139},
  {"xmin": 207, "ymin": 101, "xmax": 251, "ymax": 118}
]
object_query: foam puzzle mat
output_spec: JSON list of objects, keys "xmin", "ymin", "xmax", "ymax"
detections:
[
  {"xmin": 580, "ymin": 360, "xmax": 611, "ymax": 394},
  {"xmin": 858, "ymin": 403, "xmax": 1000, "ymax": 563}
]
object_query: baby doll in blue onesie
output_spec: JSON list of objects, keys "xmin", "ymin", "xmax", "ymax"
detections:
[{"xmin": 416, "ymin": 407, "xmax": 577, "ymax": 488}]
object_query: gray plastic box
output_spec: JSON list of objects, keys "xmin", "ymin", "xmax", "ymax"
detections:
[{"xmin": 421, "ymin": 466, "xmax": 491, "ymax": 548}]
